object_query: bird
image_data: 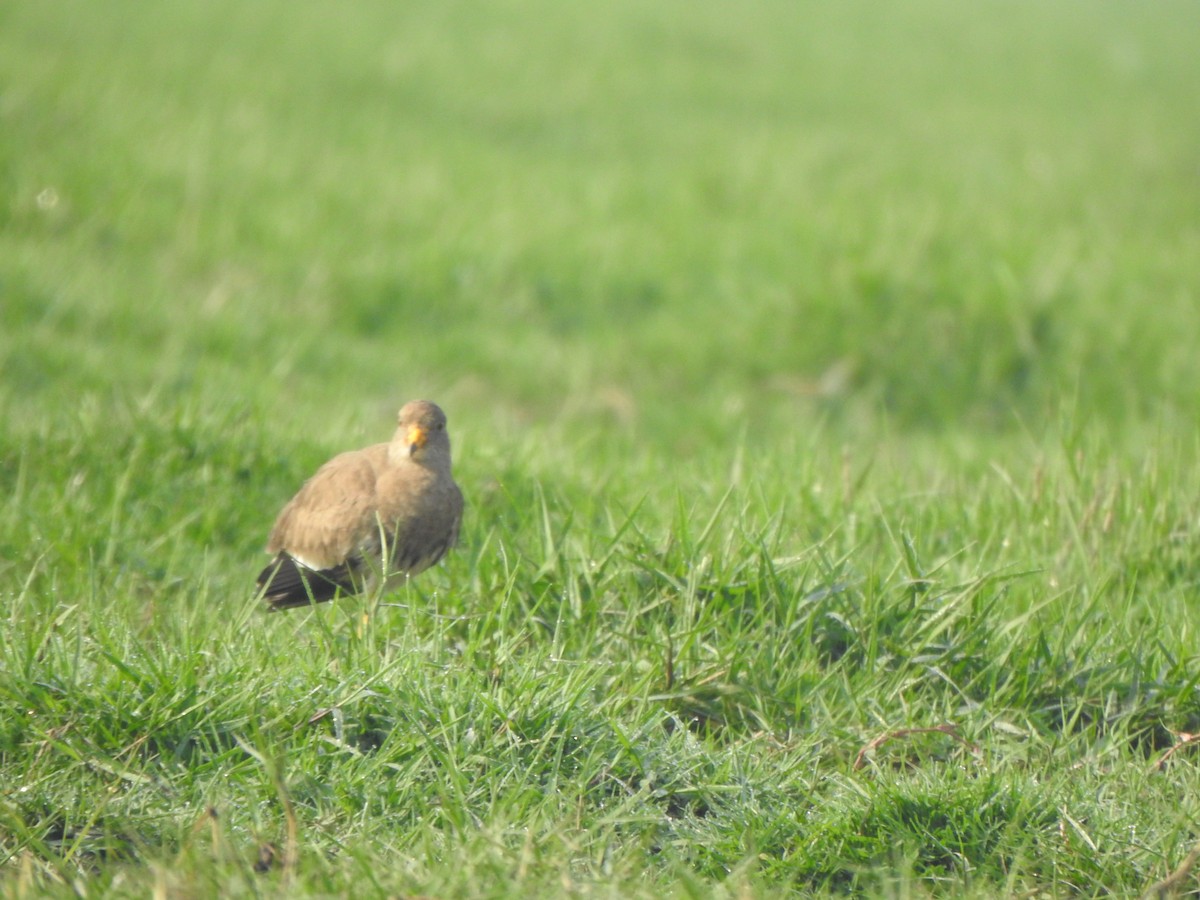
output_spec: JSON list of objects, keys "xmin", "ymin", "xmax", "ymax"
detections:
[{"xmin": 256, "ymin": 399, "xmax": 464, "ymax": 611}]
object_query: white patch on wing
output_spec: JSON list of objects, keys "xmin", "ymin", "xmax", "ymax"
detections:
[{"xmin": 288, "ymin": 553, "xmax": 327, "ymax": 571}]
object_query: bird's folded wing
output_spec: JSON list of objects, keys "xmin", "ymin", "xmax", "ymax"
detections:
[
  {"xmin": 256, "ymin": 553, "xmax": 359, "ymax": 609},
  {"xmin": 265, "ymin": 445, "xmax": 388, "ymax": 568}
]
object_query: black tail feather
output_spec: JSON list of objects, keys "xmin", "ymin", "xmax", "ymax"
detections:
[{"xmin": 257, "ymin": 553, "xmax": 359, "ymax": 611}]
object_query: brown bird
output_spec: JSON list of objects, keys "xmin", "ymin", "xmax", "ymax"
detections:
[{"xmin": 256, "ymin": 400, "xmax": 464, "ymax": 611}]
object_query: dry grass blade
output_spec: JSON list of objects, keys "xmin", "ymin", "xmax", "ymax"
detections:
[
  {"xmin": 853, "ymin": 724, "xmax": 983, "ymax": 771},
  {"xmin": 1140, "ymin": 839, "xmax": 1200, "ymax": 899},
  {"xmin": 1152, "ymin": 732, "xmax": 1200, "ymax": 771}
]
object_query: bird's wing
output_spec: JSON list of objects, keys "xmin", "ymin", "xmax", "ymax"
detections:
[
  {"xmin": 256, "ymin": 552, "xmax": 359, "ymax": 610},
  {"xmin": 265, "ymin": 444, "xmax": 389, "ymax": 569}
]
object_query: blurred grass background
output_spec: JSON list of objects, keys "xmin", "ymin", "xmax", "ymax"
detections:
[{"xmin": 4, "ymin": 0, "xmax": 1197, "ymax": 443}]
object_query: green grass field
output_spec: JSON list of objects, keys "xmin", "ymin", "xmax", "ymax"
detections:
[{"xmin": 4, "ymin": 0, "xmax": 1200, "ymax": 895}]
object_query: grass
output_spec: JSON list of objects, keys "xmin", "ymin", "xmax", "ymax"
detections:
[{"xmin": 3, "ymin": 0, "xmax": 1200, "ymax": 895}]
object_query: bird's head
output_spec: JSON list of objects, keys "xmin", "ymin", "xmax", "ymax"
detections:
[{"xmin": 396, "ymin": 400, "xmax": 450, "ymax": 461}]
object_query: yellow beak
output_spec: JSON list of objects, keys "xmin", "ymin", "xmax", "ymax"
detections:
[{"xmin": 406, "ymin": 424, "xmax": 428, "ymax": 453}]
